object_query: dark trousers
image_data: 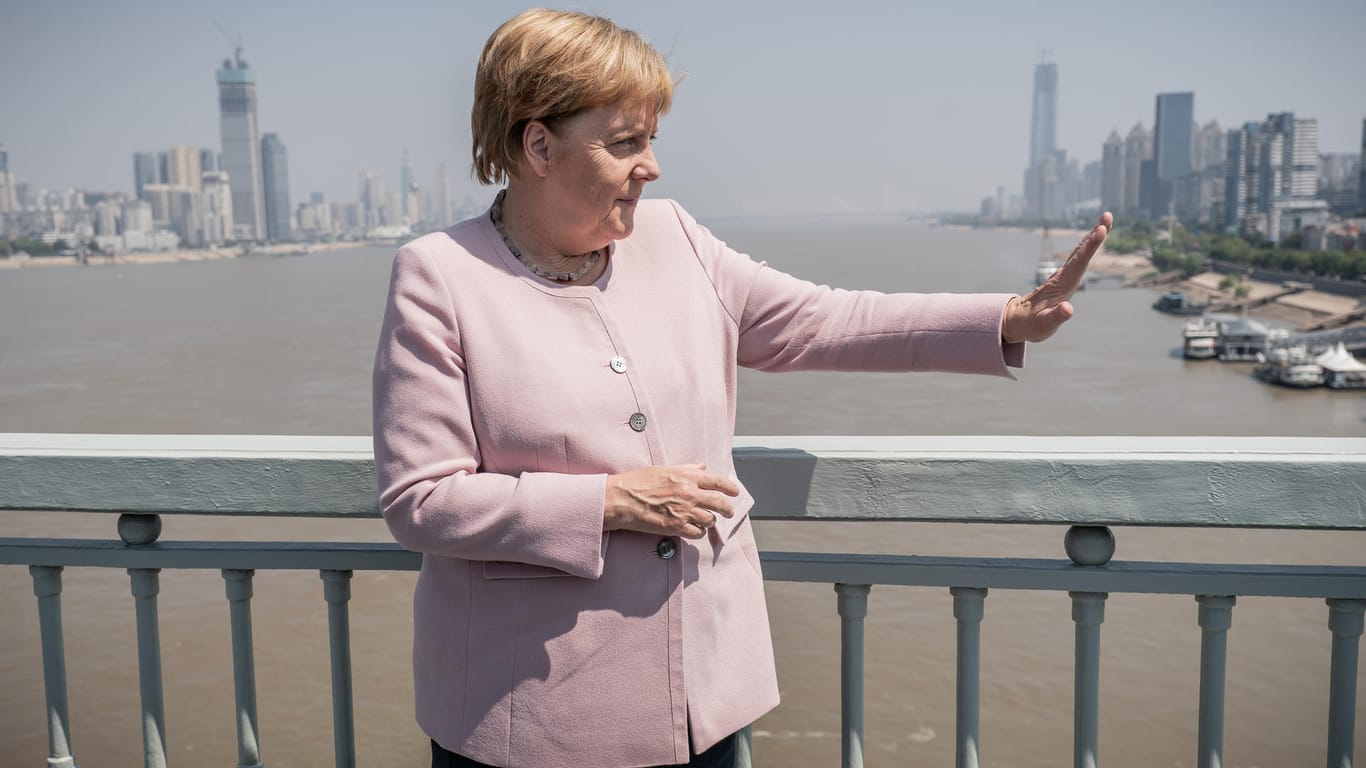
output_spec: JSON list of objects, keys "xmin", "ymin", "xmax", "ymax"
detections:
[{"xmin": 431, "ymin": 731, "xmax": 738, "ymax": 768}]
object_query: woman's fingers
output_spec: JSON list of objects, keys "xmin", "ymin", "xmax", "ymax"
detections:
[
  {"xmin": 692, "ymin": 470, "xmax": 742, "ymax": 497},
  {"xmin": 605, "ymin": 464, "xmax": 743, "ymax": 536}
]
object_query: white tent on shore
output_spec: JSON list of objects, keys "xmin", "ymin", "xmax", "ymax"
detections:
[{"xmin": 1315, "ymin": 343, "xmax": 1366, "ymax": 389}]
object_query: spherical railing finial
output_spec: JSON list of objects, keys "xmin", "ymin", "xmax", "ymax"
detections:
[
  {"xmin": 117, "ymin": 513, "xmax": 163, "ymax": 545},
  {"xmin": 1065, "ymin": 525, "xmax": 1115, "ymax": 566}
]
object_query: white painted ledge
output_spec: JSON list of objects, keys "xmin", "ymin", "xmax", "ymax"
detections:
[{"xmin": 2, "ymin": 434, "xmax": 1363, "ymax": 529}]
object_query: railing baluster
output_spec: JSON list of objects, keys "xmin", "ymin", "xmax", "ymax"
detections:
[
  {"xmin": 30, "ymin": 565, "xmax": 76, "ymax": 768},
  {"xmin": 223, "ymin": 569, "xmax": 264, "ymax": 768},
  {"xmin": 1070, "ymin": 591, "xmax": 1107, "ymax": 768},
  {"xmin": 835, "ymin": 583, "xmax": 870, "ymax": 768},
  {"xmin": 1196, "ymin": 595, "xmax": 1235, "ymax": 768},
  {"xmin": 952, "ymin": 587, "xmax": 987, "ymax": 768},
  {"xmin": 734, "ymin": 724, "xmax": 753, "ymax": 768},
  {"xmin": 129, "ymin": 567, "xmax": 168, "ymax": 768},
  {"xmin": 1326, "ymin": 598, "xmax": 1365, "ymax": 768},
  {"xmin": 321, "ymin": 569, "xmax": 356, "ymax": 768}
]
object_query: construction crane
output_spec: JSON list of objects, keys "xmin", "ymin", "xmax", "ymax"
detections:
[{"xmin": 213, "ymin": 19, "xmax": 245, "ymax": 68}]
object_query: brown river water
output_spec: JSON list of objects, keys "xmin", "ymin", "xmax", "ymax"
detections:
[{"xmin": 1, "ymin": 216, "xmax": 1362, "ymax": 767}]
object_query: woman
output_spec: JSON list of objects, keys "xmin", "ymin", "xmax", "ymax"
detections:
[{"xmin": 372, "ymin": 9, "xmax": 1110, "ymax": 768}]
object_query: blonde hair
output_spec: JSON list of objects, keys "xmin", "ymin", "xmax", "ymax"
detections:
[{"xmin": 471, "ymin": 8, "xmax": 675, "ymax": 185}]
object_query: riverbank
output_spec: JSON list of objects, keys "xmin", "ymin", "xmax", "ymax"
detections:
[
  {"xmin": 1088, "ymin": 248, "xmax": 1365, "ymax": 333},
  {"xmin": 0, "ymin": 240, "xmax": 386, "ymax": 270}
]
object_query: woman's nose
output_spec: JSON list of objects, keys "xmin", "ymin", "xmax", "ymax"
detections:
[{"xmin": 636, "ymin": 146, "xmax": 661, "ymax": 182}]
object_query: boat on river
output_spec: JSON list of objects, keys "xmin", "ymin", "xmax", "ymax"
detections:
[
  {"xmin": 1153, "ymin": 292, "xmax": 1209, "ymax": 316},
  {"xmin": 1182, "ymin": 318, "xmax": 1220, "ymax": 359},
  {"xmin": 1254, "ymin": 346, "xmax": 1325, "ymax": 388}
]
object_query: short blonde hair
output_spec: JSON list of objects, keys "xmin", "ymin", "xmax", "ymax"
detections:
[{"xmin": 471, "ymin": 9, "xmax": 675, "ymax": 185}]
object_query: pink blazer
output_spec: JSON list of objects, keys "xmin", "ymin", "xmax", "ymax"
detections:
[{"xmin": 372, "ymin": 199, "xmax": 1021, "ymax": 767}]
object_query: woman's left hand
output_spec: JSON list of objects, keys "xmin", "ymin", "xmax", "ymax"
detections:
[{"xmin": 1001, "ymin": 212, "xmax": 1113, "ymax": 344}]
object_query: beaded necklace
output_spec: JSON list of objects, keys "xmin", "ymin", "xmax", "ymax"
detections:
[{"xmin": 490, "ymin": 189, "xmax": 602, "ymax": 283}]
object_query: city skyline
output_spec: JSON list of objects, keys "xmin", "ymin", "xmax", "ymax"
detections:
[{"xmin": 2, "ymin": 0, "xmax": 1364, "ymax": 217}]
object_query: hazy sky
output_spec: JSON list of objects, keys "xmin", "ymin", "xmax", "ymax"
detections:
[{"xmin": 2, "ymin": 0, "xmax": 1363, "ymax": 217}]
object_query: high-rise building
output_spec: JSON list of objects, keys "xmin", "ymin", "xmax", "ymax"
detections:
[
  {"xmin": 1152, "ymin": 92, "xmax": 1194, "ymax": 218},
  {"xmin": 1101, "ymin": 130, "xmax": 1124, "ymax": 214},
  {"xmin": 217, "ymin": 50, "xmax": 265, "ymax": 241},
  {"xmin": 1023, "ymin": 58, "xmax": 1059, "ymax": 220},
  {"xmin": 133, "ymin": 152, "xmax": 159, "ymax": 200},
  {"xmin": 1225, "ymin": 113, "xmax": 1325, "ymax": 240},
  {"xmin": 434, "ymin": 162, "xmax": 452, "ymax": 228},
  {"xmin": 1192, "ymin": 121, "xmax": 1226, "ymax": 174},
  {"xmin": 400, "ymin": 148, "xmax": 413, "ymax": 210},
  {"xmin": 0, "ymin": 143, "xmax": 15, "ymax": 213},
  {"xmin": 165, "ymin": 145, "xmax": 203, "ymax": 192},
  {"xmin": 200, "ymin": 148, "xmax": 218, "ymax": 174},
  {"xmin": 260, "ymin": 133, "xmax": 292, "ymax": 241},
  {"xmin": 358, "ymin": 170, "xmax": 385, "ymax": 230},
  {"xmin": 1123, "ymin": 123, "xmax": 1152, "ymax": 216},
  {"xmin": 1359, "ymin": 119, "xmax": 1366, "ymax": 214},
  {"xmin": 201, "ymin": 171, "xmax": 234, "ymax": 244},
  {"xmin": 1029, "ymin": 60, "xmax": 1058, "ymax": 168}
]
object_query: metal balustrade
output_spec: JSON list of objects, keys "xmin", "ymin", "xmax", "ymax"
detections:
[{"xmin": 2, "ymin": 434, "xmax": 1364, "ymax": 768}]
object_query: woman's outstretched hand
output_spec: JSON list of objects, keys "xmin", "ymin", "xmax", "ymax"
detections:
[
  {"xmin": 1001, "ymin": 212, "xmax": 1113, "ymax": 344},
  {"xmin": 604, "ymin": 464, "xmax": 740, "ymax": 540}
]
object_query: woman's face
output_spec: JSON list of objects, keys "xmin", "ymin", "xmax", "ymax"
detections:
[{"xmin": 541, "ymin": 101, "xmax": 661, "ymax": 248}]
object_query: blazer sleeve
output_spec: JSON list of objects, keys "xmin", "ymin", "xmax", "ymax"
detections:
[
  {"xmin": 670, "ymin": 201, "xmax": 1026, "ymax": 376},
  {"xmin": 371, "ymin": 243, "xmax": 609, "ymax": 579}
]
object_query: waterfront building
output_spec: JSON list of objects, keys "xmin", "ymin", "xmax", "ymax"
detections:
[
  {"xmin": 1029, "ymin": 60, "xmax": 1057, "ymax": 168},
  {"xmin": 1023, "ymin": 58, "xmax": 1059, "ymax": 220},
  {"xmin": 1318, "ymin": 153, "xmax": 1360, "ymax": 215},
  {"xmin": 133, "ymin": 152, "xmax": 159, "ymax": 200},
  {"xmin": 140, "ymin": 183, "xmax": 201, "ymax": 245},
  {"xmin": 93, "ymin": 201, "xmax": 120, "ymax": 236},
  {"xmin": 201, "ymin": 171, "xmax": 234, "ymax": 245},
  {"xmin": 261, "ymin": 133, "xmax": 292, "ymax": 241},
  {"xmin": 1101, "ymin": 130, "xmax": 1125, "ymax": 214},
  {"xmin": 434, "ymin": 162, "xmax": 452, "ymax": 229},
  {"xmin": 121, "ymin": 200, "xmax": 153, "ymax": 235},
  {"xmin": 0, "ymin": 143, "xmax": 16, "ymax": 215},
  {"xmin": 1224, "ymin": 113, "xmax": 1324, "ymax": 240},
  {"xmin": 358, "ymin": 170, "xmax": 385, "ymax": 230},
  {"xmin": 404, "ymin": 186, "xmax": 421, "ymax": 226},
  {"xmin": 164, "ymin": 145, "xmax": 203, "ymax": 192},
  {"xmin": 400, "ymin": 147, "xmax": 413, "ymax": 215},
  {"xmin": 200, "ymin": 148, "xmax": 217, "ymax": 174},
  {"xmin": 1152, "ymin": 92, "xmax": 1194, "ymax": 218},
  {"xmin": 217, "ymin": 51, "xmax": 266, "ymax": 241},
  {"xmin": 1123, "ymin": 123, "xmax": 1151, "ymax": 217},
  {"xmin": 385, "ymin": 189, "xmax": 403, "ymax": 228},
  {"xmin": 1359, "ymin": 118, "xmax": 1366, "ymax": 214},
  {"xmin": 1193, "ymin": 120, "xmax": 1226, "ymax": 174}
]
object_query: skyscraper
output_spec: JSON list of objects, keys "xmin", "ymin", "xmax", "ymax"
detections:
[
  {"xmin": 1029, "ymin": 59, "xmax": 1058, "ymax": 168},
  {"xmin": 217, "ymin": 49, "xmax": 265, "ymax": 241},
  {"xmin": 1152, "ymin": 92, "xmax": 1194, "ymax": 217},
  {"xmin": 1359, "ymin": 119, "xmax": 1366, "ymax": 214},
  {"xmin": 1101, "ymin": 130, "xmax": 1124, "ymax": 214},
  {"xmin": 0, "ymin": 143, "xmax": 15, "ymax": 213},
  {"xmin": 1224, "ymin": 113, "xmax": 1324, "ymax": 240},
  {"xmin": 400, "ymin": 148, "xmax": 413, "ymax": 208},
  {"xmin": 165, "ymin": 145, "xmax": 203, "ymax": 192},
  {"xmin": 1123, "ymin": 123, "xmax": 1152, "ymax": 216},
  {"xmin": 201, "ymin": 171, "xmax": 234, "ymax": 245},
  {"xmin": 261, "ymin": 133, "xmax": 292, "ymax": 241},
  {"xmin": 434, "ymin": 162, "xmax": 452, "ymax": 228},
  {"xmin": 133, "ymin": 152, "xmax": 159, "ymax": 199}
]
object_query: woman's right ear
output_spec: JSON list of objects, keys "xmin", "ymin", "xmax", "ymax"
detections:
[{"xmin": 522, "ymin": 120, "xmax": 553, "ymax": 178}]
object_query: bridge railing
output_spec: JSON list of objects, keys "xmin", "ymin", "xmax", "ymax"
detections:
[{"xmin": 2, "ymin": 434, "xmax": 1364, "ymax": 768}]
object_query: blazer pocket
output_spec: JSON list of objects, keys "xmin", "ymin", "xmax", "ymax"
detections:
[{"xmin": 482, "ymin": 561, "xmax": 574, "ymax": 580}]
